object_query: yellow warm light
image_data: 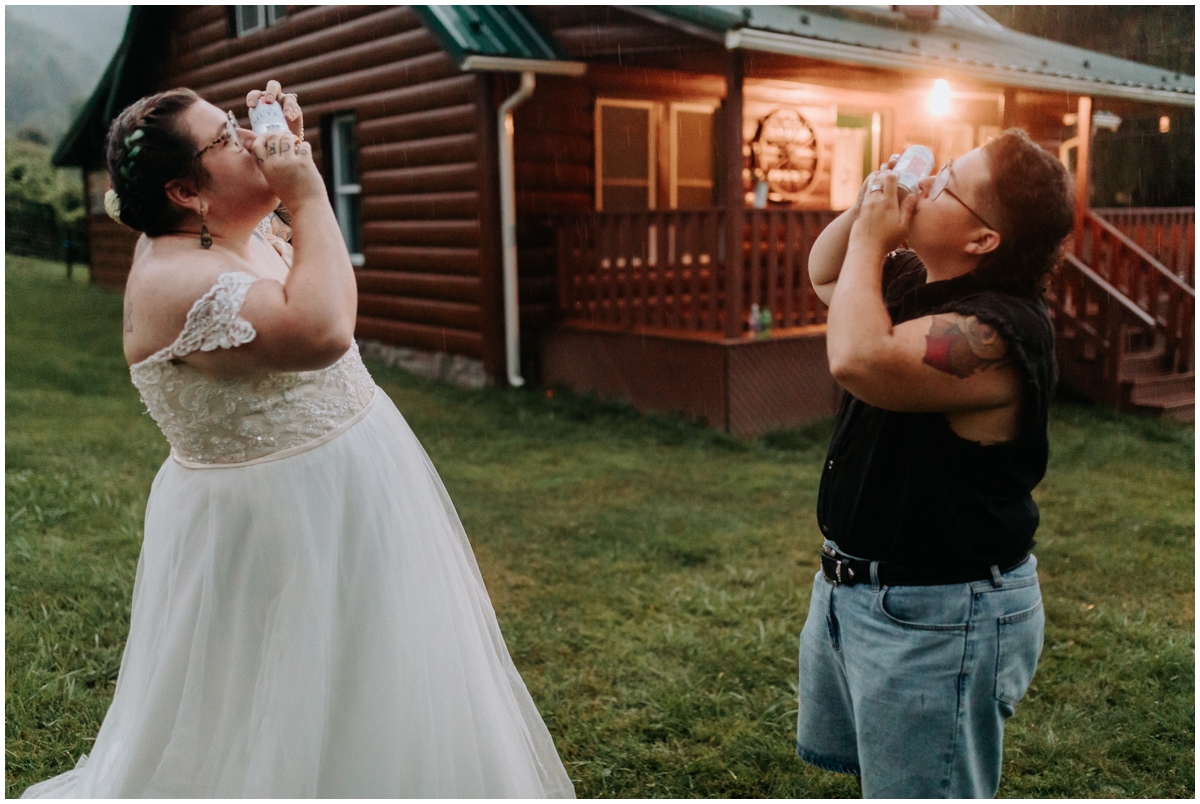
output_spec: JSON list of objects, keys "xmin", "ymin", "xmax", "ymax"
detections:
[
  {"xmin": 1159, "ymin": 115, "xmax": 1171, "ymax": 133},
  {"xmin": 928, "ymin": 79, "xmax": 951, "ymax": 116}
]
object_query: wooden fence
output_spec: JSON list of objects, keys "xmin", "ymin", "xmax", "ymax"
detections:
[
  {"xmin": 555, "ymin": 208, "xmax": 838, "ymax": 336},
  {"xmin": 1093, "ymin": 206, "xmax": 1194, "ymax": 287}
]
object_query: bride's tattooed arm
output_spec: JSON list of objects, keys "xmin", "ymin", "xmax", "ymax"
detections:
[{"xmin": 922, "ymin": 316, "xmax": 1009, "ymax": 379}]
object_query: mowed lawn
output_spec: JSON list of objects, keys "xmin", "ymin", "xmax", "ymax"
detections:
[{"xmin": 5, "ymin": 255, "xmax": 1194, "ymax": 797}]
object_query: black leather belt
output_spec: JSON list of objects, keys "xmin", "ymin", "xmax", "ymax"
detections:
[{"xmin": 820, "ymin": 543, "xmax": 1029, "ymax": 587}]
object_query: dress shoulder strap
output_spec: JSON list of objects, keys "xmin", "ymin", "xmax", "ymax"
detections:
[{"xmin": 141, "ymin": 271, "xmax": 261, "ymax": 365}]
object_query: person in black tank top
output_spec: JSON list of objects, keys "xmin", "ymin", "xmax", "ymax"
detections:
[{"xmin": 794, "ymin": 130, "xmax": 1073, "ymax": 797}]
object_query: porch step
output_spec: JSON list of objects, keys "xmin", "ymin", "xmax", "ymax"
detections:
[
  {"xmin": 1119, "ymin": 346, "xmax": 1170, "ymax": 380},
  {"xmin": 1125, "ymin": 371, "xmax": 1195, "ymax": 420}
]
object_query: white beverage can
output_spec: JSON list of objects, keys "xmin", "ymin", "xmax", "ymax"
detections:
[
  {"xmin": 893, "ymin": 145, "xmax": 935, "ymax": 198},
  {"xmin": 248, "ymin": 101, "xmax": 289, "ymax": 135}
]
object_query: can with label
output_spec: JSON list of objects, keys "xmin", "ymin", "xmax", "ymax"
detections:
[
  {"xmin": 248, "ymin": 101, "xmax": 289, "ymax": 135},
  {"xmin": 893, "ymin": 145, "xmax": 935, "ymax": 199}
]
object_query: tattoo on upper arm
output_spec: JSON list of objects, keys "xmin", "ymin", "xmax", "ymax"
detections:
[
  {"xmin": 922, "ymin": 316, "xmax": 1008, "ymax": 379},
  {"xmin": 123, "ymin": 298, "xmax": 133, "ymax": 333}
]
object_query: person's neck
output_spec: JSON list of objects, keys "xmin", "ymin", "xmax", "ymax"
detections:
[
  {"xmin": 170, "ymin": 214, "xmax": 260, "ymax": 260},
  {"xmin": 918, "ymin": 250, "xmax": 982, "ymax": 285}
]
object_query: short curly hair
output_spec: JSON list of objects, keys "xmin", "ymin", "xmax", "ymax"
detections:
[
  {"xmin": 105, "ymin": 88, "xmax": 209, "ymax": 237},
  {"xmin": 973, "ymin": 128, "xmax": 1074, "ymax": 297}
]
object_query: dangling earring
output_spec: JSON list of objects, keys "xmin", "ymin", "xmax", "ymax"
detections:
[{"xmin": 199, "ymin": 205, "xmax": 212, "ymax": 249}]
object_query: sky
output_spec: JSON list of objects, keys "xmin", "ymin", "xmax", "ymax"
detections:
[{"xmin": 7, "ymin": 4, "xmax": 131, "ymax": 67}]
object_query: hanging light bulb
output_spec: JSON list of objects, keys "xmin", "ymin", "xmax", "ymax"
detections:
[{"xmin": 928, "ymin": 79, "xmax": 951, "ymax": 116}]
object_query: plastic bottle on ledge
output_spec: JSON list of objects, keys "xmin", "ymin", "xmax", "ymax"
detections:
[
  {"xmin": 749, "ymin": 303, "xmax": 761, "ymax": 337},
  {"xmin": 759, "ymin": 307, "xmax": 772, "ymax": 338}
]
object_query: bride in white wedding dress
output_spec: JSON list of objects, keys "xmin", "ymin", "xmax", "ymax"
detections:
[{"xmin": 20, "ymin": 81, "xmax": 574, "ymax": 798}]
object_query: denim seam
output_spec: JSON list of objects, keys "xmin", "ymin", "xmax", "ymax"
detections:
[
  {"xmin": 971, "ymin": 575, "xmax": 1038, "ymax": 593},
  {"xmin": 796, "ymin": 744, "xmax": 861, "ymax": 777},
  {"xmin": 943, "ymin": 590, "xmax": 979, "ymax": 795},
  {"xmin": 998, "ymin": 599, "xmax": 1043, "ymax": 625},
  {"xmin": 876, "ymin": 587, "xmax": 970, "ymax": 632}
]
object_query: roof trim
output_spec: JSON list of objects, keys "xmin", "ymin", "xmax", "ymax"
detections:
[
  {"xmin": 460, "ymin": 55, "xmax": 586, "ymax": 76},
  {"xmin": 726, "ymin": 27, "xmax": 1195, "ymax": 107}
]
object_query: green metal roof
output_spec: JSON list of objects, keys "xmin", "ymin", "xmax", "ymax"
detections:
[
  {"xmin": 51, "ymin": 7, "xmax": 177, "ymax": 168},
  {"xmin": 414, "ymin": 6, "xmax": 566, "ymax": 65},
  {"xmin": 643, "ymin": 5, "xmax": 1195, "ymax": 106}
]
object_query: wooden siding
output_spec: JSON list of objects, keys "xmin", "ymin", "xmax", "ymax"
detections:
[
  {"xmin": 88, "ymin": 6, "xmax": 499, "ymax": 370},
  {"xmin": 88, "ymin": 215, "xmax": 142, "ymax": 292}
]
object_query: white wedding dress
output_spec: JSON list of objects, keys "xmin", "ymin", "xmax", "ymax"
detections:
[{"xmin": 21, "ymin": 267, "xmax": 574, "ymax": 798}]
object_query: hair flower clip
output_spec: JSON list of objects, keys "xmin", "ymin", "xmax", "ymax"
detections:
[{"xmin": 104, "ymin": 188, "xmax": 123, "ymax": 224}]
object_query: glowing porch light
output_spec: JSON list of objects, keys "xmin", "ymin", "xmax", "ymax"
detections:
[
  {"xmin": 1159, "ymin": 115, "xmax": 1171, "ymax": 133},
  {"xmin": 927, "ymin": 79, "xmax": 951, "ymax": 116}
]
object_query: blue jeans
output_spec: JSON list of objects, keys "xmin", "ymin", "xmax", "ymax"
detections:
[{"xmin": 796, "ymin": 544, "xmax": 1044, "ymax": 798}]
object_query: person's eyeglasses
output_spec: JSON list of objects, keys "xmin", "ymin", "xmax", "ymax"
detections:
[
  {"xmin": 928, "ymin": 160, "xmax": 997, "ymax": 231},
  {"xmin": 196, "ymin": 110, "xmax": 243, "ymax": 158}
]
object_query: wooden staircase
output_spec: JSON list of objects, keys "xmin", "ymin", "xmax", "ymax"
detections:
[{"xmin": 1046, "ymin": 210, "xmax": 1195, "ymax": 421}]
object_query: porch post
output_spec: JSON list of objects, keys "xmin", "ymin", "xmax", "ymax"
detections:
[
  {"xmin": 723, "ymin": 49, "xmax": 745, "ymax": 339},
  {"xmin": 1073, "ymin": 95, "xmax": 1092, "ymax": 253}
]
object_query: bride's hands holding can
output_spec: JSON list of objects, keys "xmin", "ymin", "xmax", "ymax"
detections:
[
  {"xmin": 251, "ymin": 131, "xmax": 324, "ymax": 211},
  {"xmin": 246, "ymin": 80, "xmax": 303, "ymax": 140}
]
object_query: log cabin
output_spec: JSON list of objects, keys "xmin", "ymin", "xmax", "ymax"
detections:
[{"xmin": 53, "ymin": 5, "xmax": 1195, "ymax": 433}]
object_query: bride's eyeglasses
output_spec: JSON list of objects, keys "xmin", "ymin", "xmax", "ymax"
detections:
[
  {"xmin": 928, "ymin": 160, "xmax": 996, "ymax": 231},
  {"xmin": 196, "ymin": 111, "xmax": 243, "ymax": 158}
]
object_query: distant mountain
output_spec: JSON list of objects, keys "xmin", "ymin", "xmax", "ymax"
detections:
[{"xmin": 5, "ymin": 7, "xmax": 129, "ymax": 146}]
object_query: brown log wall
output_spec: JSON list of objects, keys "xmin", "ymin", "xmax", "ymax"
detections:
[{"xmin": 85, "ymin": 6, "xmax": 499, "ymax": 368}]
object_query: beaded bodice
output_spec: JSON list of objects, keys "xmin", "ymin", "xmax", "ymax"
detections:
[{"xmin": 129, "ymin": 271, "xmax": 375, "ymax": 465}]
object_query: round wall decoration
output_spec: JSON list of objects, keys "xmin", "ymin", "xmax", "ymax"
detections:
[{"xmin": 750, "ymin": 108, "xmax": 819, "ymax": 195}]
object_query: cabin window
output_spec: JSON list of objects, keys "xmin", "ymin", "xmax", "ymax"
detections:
[
  {"xmin": 595, "ymin": 99, "xmax": 716, "ymax": 212},
  {"xmin": 595, "ymin": 100, "xmax": 656, "ymax": 212},
  {"xmin": 235, "ymin": 6, "xmax": 288, "ymax": 37},
  {"xmin": 328, "ymin": 113, "xmax": 364, "ymax": 266},
  {"xmin": 670, "ymin": 103, "xmax": 716, "ymax": 209}
]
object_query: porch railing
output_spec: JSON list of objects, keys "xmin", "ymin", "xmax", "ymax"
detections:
[
  {"xmin": 1093, "ymin": 207, "xmax": 1195, "ymax": 287},
  {"xmin": 555, "ymin": 208, "xmax": 839, "ymax": 336},
  {"xmin": 1080, "ymin": 211, "xmax": 1195, "ymax": 373}
]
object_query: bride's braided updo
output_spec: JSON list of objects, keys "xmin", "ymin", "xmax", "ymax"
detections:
[{"xmin": 105, "ymin": 88, "xmax": 210, "ymax": 236}]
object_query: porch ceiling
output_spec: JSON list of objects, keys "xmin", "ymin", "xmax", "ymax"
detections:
[{"xmin": 640, "ymin": 5, "xmax": 1194, "ymax": 107}]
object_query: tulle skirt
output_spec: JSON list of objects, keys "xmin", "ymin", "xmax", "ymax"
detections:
[{"xmin": 21, "ymin": 390, "xmax": 574, "ymax": 798}]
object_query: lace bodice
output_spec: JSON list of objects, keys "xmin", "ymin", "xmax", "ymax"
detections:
[{"xmin": 129, "ymin": 271, "xmax": 375, "ymax": 465}]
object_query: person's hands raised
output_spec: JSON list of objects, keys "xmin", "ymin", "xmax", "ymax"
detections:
[
  {"xmin": 850, "ymin": 170, "xmax": 917, "ymax": 254},
  {"xmin": 247, "ymin": 79, "xmax": 304, "ymax": 140},
  {"xmin": 251, "ymin": 131, "xmax": 323, "ymax": 210}
]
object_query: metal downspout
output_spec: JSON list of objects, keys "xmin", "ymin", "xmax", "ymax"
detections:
[{"xmin": 498, "ymin": 72, "xmax": 535, "ymax": 387}]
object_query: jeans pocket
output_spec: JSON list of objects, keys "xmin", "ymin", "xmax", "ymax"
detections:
[
  {"xmin": 994, "ymin": 599, "xmax": 1044, "ymax": 710},
  {"xmin": 878, "ymin": 584, "xmax": 971, "ymax": 631}
]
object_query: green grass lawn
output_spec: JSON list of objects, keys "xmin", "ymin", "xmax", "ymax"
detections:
[{"xmin": 5, "ymin": 255, "xmax": 1194, "ymax": 797}]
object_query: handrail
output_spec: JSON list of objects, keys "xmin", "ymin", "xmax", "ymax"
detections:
[
  {"xmin": 1086, "ymin": 211, "xmax": 1194, "ymax": 297},
  {"xmin": 555, "ymin": 207, "xmax": 838, "ymax": 337},
  {"xmin": 1062, "ymin": 252, "xmax": 1156, "ymax": 327},
  {"xmin": 1092, "ymin": 207, "xmax": 1194, "ymax": 287}
]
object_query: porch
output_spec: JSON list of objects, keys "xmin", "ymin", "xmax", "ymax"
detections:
[{"xmin": 542, "ymin": 208, "xmax": 839, "ymax": 435}]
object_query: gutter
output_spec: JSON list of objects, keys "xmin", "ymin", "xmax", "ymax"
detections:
[
  {"xmin": 497, "ymin": 71, "xmax": 536, "ymax": 387},
  {"xmin": 725, "ymin": 28, "xmax": 1195, "ymax": 108},
  {"xmin": 461, "ymin": 56, "xmax": 586, "ymax": 387}
]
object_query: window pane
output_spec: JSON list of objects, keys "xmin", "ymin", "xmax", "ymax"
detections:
[
  {"xmin": 601, "ymin": 105, "xmax": 650, "ymax": 181},
  {"xmin": 336, "ymin": 192, "xmax": 362, "ymax": 255},
  {"xmin": 675, "ymin": 185, "xmax": 713, "ymax": 209},
  {"xmin": 675, "ymin": 110, "xmax": 713, "ymax": 183},
  {"xmin": 237, "ymin": 6, "xmax": 262, "ymax": 35},
  {"xmin": 268, "ymin": 6, "xmax": 288, "ymax": 24},
  {"xmin": 333, "ymin": 116, "xmax": 359, "ymax": 187},
  {"xmin": 602, "ymin": 185, "xmax": 649, "ymax": 212}
]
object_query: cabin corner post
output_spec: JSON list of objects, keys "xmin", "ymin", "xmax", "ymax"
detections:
[
  {"xmin": 723, "ymin": 48, "xmax": 746, "ymax": 339},
  {"xmin": 1073, "ymin": 95, "xmax": 1093, "ymax": 254},
  {"xmin": 474, "ymin": 73, "xmax": 506, "ymax": 386}
]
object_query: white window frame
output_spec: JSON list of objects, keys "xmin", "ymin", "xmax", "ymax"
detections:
[
  {"xmin": 330, "ymin": 113, "xmax": 365, "ymax": 267},
  {"xmin": 235, "ymin": 6, "xmax": 287, "ymax": 37},
  {"xmin": 595, "ymin": 99, "xmax": 657, "ymax": 212},
  {"xmin": 668, "ymin": 101, "xmax": 718, "ymax": 210}
]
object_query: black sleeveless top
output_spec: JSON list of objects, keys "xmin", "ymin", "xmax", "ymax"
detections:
[{"xmin": 816, "ymin": 251, "xmax": 1057, "ymax": 568}]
